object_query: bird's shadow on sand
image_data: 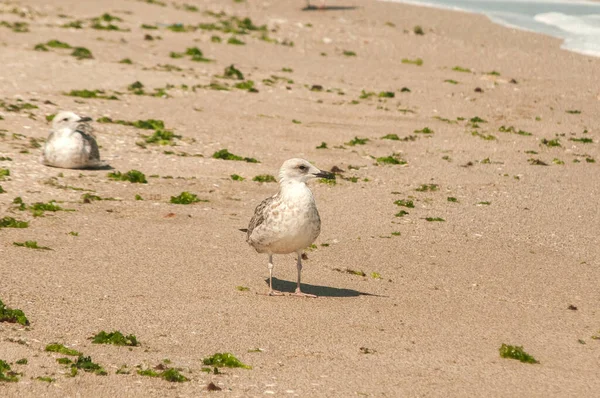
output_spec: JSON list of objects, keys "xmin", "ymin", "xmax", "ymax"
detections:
[
  {"xmin": 267, "ymin": 277, "xmax": 384, "ymax": 298},
  {"xmin": 302, "ymin": 5, "xmax": 359, "ymax": 11}
]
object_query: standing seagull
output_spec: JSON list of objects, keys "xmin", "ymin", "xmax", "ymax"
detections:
[
  {"xmin": 247, "ymin": 158, "xmax": 334, "ymax": 297},
  {"xmin": 42, "ymin": 111, "xmax": 107, "ymax": 169}
]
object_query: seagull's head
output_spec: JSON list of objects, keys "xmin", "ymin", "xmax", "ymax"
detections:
[
  {"xmin": 52, "ymin": 111, "xmax": 92, "ymax": 133},
  {"xmin": 278, "ymin": 158, "xmax": 334, "ymax": 184}
]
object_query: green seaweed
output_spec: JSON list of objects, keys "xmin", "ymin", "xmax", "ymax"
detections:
[
  {"xmin": 381, "ymin": 134, "xmax": 400, "ymax": 140},
  {"xmin": 72, "ymin": 355, "xmax": 107, "ymax": 375},
  {"xmin": 498, "ymin": 126, "xmax": 532, "ymax": 136},
  {"xmin": 36, "ymin": 376, "xmax": 55, "ymax": 383},
  {"xmin": 227, "ymin": 36, "xmax": 245, "ymax": 45},
  {"xmin": 401, "ymin": 58, "xmax": 423, "ymax": 66},
  {"xmin": 0, "ymin": 168, "xmax": 9, "ymax": 179},
  {"xmin": 71, "ymin": 47, "xmax": 93, "ymax": 60},
  {"xmin": 452, "ymin": 66, "xmax": 471, "ymax": 73},
  {"xmin": 234, "ymin": 80, "xmax": 258, "ymax": 92},
  {"xmin": 91, "ymin": 331, "xmax": 139, "ymax": 346},
  {"xmin": 252, "ymin": 175, "xmax": 276, "ymax": 183},
  {"xmin": 223, "ymin": 64, "xmax": 244, "ymax": 80},
  {"xmin": 425, "ymin": 217, "xmax": 445, "ymax": 222},
  {"xmin": 395, "ymin": 210, "xmax": 409, "ymax": 217},
  {"xmin": 414, "ymin": 127, "xmax": 434, "ymax": 134},
  {"xmin": 202, "ymin": 353, "xmax": 251, "ymax": 369},
  {"xmin": 13, "ymin": 241, "xmax": 52, "ymax": 250},
  {"xmin": 0, "ymin": 217, "xmax": 28, "ymax": 228},
  {"xmin": 170, "ymin": 192, "xmax": 207, "ymax": 204},
  {"xmin": 316, "ymin": 142, "xmax": 328, "ymax": 149},
  {"xmin": 185, "ymin": 47, "xmax": 212, "ymax": 62},
  {"xmin": 212, "ymin": 149, "xmax": 258, "ymax": 163},
  {"xmin": 377, "ymin": 155, "xmax": 406, "ymax": 165},
  {"xmin": 413, "ymin": 25, "xmax": 424, "ymax": 35},
  {"xmin": 569, "ymin": 137, "xmax": 593, "ymax": 143},
  {"xmin": 143, "ymin": 129, "xmax": 181, "ymax": 145},
  {"xmin": 108, "ymin": 170, "xmax": 148, "ymax": 183},
  {"xmin": 162, "ymin": 368, "xmax": 188, "ymax": 382},
  {"xmin": 230, "ymin": 174, "xmax": 245, "ymax": 181},
  {"xmin": 394, "ymin": 199, "xmax": 414, "ymax": 208},
  {"xmin": 541, "ymin": 138, "xmax": 561, "ymax": 147},
  {"xmin": 66, "ymin": 89, "xmax": 118, "ymax": 100},
  {"xmin": 45, "ymin": 343, "xmax": 81, "ymax": 356},
  {"xmin": 0, "ymin": 360, "xmax": 19, "ymax": 382},
  {"xmin": 499, "ymin": 344, "xmax": 538, "ymax": 364},
  {"xmin": 46, "ymin": 39, "xmax": 71, "ymax": 48},
  {"xmin": 416, "ymin": 184, "xmax": 438, "ymax": 192},
  {"xmin": 346, "ymin": 137, "xmax": 369, "ymax": 146},
  {"xmin": 0, "ymin": 299, "xmax": 29, "ymax": 326}
]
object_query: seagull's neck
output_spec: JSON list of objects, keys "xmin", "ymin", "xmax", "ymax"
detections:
[
  {"xmin": 278, "ymin": 179, "xmax": 313, "ymax": 200},
  {"xmin": 54, "ymin": 127, "xmax": 76, "ymax": 137}
]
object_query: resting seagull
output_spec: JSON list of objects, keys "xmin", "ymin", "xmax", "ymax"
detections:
[
  {"xmin": 247, "ymin": 158, "xmax": 334, "ymax": 297},
  {"xmin": 42, "ymin": 111, "xmax": 107, "ymax": 169}
]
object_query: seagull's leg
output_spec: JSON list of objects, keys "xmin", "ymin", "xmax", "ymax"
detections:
[
  {"xmin": 292, "ymin": 252, "xmax": 317, "ymax": 298},
  {"xmin": 268, "ymin": 254, "xmax": 284, "ymax": 296}
]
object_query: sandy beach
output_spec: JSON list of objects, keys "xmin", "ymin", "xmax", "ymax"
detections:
[{"xmin": 1, "ymin": 0, "xmax": 599, "ymax": 396}]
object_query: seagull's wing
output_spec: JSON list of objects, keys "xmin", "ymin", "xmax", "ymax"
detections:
[
  {"xmin": 247, "ymin": 195, "xmax": 276, "ymax": 241},
  {"xmin": 75, "ymin": 129, "xmax": 101, "ymax": 162}
]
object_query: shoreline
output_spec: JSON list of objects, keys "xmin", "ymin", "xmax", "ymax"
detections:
[{"xmin": 381, "ymin": 0, "xmax": 600, "ymax": 57}]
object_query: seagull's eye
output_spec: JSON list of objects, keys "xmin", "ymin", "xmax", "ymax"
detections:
[
  {"xmin": 63, "ymin": 118, "xmax": 69, "ymax": 122},
  {"xmin": 298, "ymin": 165, "xmax": 307, "ymax": 171}
]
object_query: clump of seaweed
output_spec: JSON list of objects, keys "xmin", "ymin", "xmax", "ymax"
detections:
[
  {"xmin": 0, "ymin": 299, "xmax": 29, "ymax": 326},
  {"xmin": 71, "ymin": 355, "xmax": 107, "ymax": 376},
  {"xmin": 66, "ymin": 89, "xmax": 118, "ymax": 100},
  {"xmin": 414, "ymin": 127, "xmax": 433, "ymax": 134},
  {"xmin": 377, "ymin": 155, "xmax": 406, "ymax": 165},
  {"xmin": 222, "ymin": 64, "xmax": 244, "ymax": 80},
  {"xmin": 91, "ymin": 331, "xmax": 139, "ymax": 346},
  {"xmin": 252, "ymin": 175, "xmax": 276, "ymax": 183},
  {"xmin": 346, "ymin": 137, "xmax": 369, "ymax": 146},
  {"xmin": 138, "ymin": 366, "xmax": 189, "ymax": 382},
  {"xmin": 170, "ymin": 192, "xmax": 208, "ymax": 204},
  {"xmin": 108, "ymin": 170, "xmax": 147, "ymax": 183},
  {"xmin": 13, "ymin": 241, "xmax": 52, "ymax": 250},
  {"xmin": 401, "ymin": 58, "xmax": 423, "ymax": 66},
  {"xmin": 97, "ymin": 117, "xmax": 165, "ymax": 130},
  {"xmin": 499, "ymin": 344, "xmax": 539, "ymax": 364},
  {"xmin": 202, "ymin": 353, "xmax": 251, "ymax": 369},
  {"xmin": 394, "ymin": 199, "xmax": 414, "ymax": 208},
  {"xmin": 0, "ymin": 217, "xmax": 28, "ymax": 228},
  {"xmin": 541, "ymin": 138, "xmax": 561, "ymax": 147},
  {"xmin": 142, "ymin": 129, "xmax": 181, "ymax": 145},
  {"xmin": 213, "ymin": 149, "xmax": 258, "ymax": 163},
  {"xmin": 0, "ymin": 360, "xmax": 19, "ymax": 382},
  {"xmin": 45, "ymin": 343, "xmax": 81, "ymax": 356},
  {"xmin": 416, "ymin": 184, "xmax": 438, "ymax": 192}
]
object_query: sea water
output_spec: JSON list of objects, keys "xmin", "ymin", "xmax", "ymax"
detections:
[{"xmin": 382, "ymin": 0, "xmax": 600, "ymax": 57}]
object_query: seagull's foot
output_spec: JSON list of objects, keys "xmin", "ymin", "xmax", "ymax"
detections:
[
  {"xmin": 292, "ymin": 288, "xmax": 317, "ymax": 298},
  {"xmin": 268, "ymin": 289, "xmax": 285, "ymax": 296}
]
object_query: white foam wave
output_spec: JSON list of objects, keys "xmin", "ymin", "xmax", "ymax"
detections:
[{"xmin": 381, "ymin": 0, "xmax": 600, "ymax": 57}]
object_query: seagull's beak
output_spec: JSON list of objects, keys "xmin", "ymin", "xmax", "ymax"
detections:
[
  {"xmin": 313, "ymin": 170, "xmax": 335, "ymax": 179},
  {"xmin": 79, "ymin": 116, "xmax": 92, "ymax": 122}
]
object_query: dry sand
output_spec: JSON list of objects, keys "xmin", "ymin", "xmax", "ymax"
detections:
[{"xmin": 1, "ymin": 0, "xmax": 599, "ymax": 396}]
